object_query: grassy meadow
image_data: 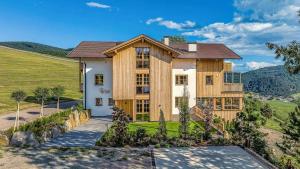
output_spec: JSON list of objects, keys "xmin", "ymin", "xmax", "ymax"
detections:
[
  {"xmin": 264, "ymin": 100, "xmax": 297, "ymax": 131},
  {"xmin": 0, "ymin": 46, "xmax": 81, "ymax": 114}
]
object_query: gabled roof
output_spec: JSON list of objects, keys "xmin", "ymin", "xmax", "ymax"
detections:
[
  {"xmin": 103, "ymin": 34, "xmax": 182, "ymax": 56},
  {"xmin": 68, "ymin": 34, "xmax": 241, "ymax": 59}
]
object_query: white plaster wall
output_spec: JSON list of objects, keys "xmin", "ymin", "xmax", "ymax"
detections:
[
  {"xmin": 83, "ymin": 58, "xmax": 113, "ymax": 116},
  {"xmin": 172, "ymin": 59, "xmax": 197, "ymax": 114}
]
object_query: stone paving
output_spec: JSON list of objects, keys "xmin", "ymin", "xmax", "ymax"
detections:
[
  {"xmin": 42, "ymin": 116, "xmax": 112, "ymax": 147},
  {"xmin": 154, "ymin": 146, "xmax": 268, "ymax": 169}
]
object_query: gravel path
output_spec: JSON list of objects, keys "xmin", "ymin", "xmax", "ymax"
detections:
[{"xmin": 0, "ymin": 101, "xmax": 79, "ymax": 131}]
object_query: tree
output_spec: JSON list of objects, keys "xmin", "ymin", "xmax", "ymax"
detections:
[
  {"xmin": 178, "ymin": 85, "xmax": 190, "ymax": 140},
  {"xmin": 198, "ymin": 99, "xmax": 214, "ymax": 140},
  {"xmin": 260, "ymin": 103, "xmax": 273, "ymax": 119},
  {"xmin": 34, "ymin": 87, "xmax": 50, "ymax": 117},
  {"xmin": 266, "ymin": 10, "xmax": 300, "ymax": 74},
  {"xmin": 11, "ymin": 90, "xmax": 27, "ymax": 132},
  {"xmin": 51, "ymin": 85, "xmax": 65, "ymax": 111},
  {"xmin": 157, "ymin": 109, "xmax": 167, "ymax": 140}
]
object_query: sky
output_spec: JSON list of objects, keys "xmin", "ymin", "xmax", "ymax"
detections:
[{"xmin": 0, "ymin": 0, "xmax": 300, "ymax": 72}]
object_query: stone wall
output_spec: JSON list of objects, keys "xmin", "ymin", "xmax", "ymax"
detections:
[{"xmin": 0, "ymin": 109, "xmax": 91, "ymax": 147}]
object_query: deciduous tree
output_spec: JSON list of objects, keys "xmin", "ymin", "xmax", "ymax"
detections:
[
  {"xmin": 11, "ymin": 90, "xmax": 27, "ymax": 132},
  {"xmin": 51, "ymin": 85, "xmax": 65, "ymax": 111},
  {"xmin": 34, "ymin": 87, "xmax": 50, "ymax": 117}
]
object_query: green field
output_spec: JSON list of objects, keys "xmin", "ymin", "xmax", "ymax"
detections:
[
  {"xmin": 264, "ymin": 100, "xmax": 297, "ymax": 131},
  {"xmin": 128, "ymin": 121, "xmax": 205, "ymax": 138},
  {"xmin": 0, "ymin": 46, "xmax": 81, "ymax": 114}
]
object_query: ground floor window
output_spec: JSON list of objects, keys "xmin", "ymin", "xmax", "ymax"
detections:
[
  {"xmin": 175, "ymin": 97, "xmax": 189, "ymax": 108},
  {"xmin": 108, "ymin": 98, "xmax": 114, "ymax": 106},
  {"xmin": 136, "ymin": 99, "xmax": 150, "ymax": 121},
  {"xmin": 197, "ymin": 97, "xmax": 213, "ymax": 108},
  {"xmin": 95, "ymin": 98, "xmax": 103, "ymax": 106},
  {"xmin": 215, "ymin": 98, "xmax": 222, "ymax": 110},
  {"xmin": 224, "ymin": 98, "xmax": 240, "ymax": 110}
]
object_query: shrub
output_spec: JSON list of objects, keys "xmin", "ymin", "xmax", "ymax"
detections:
[{"xmin": 190, "ymin": 123, "xmax": 203, "ymax": 143}]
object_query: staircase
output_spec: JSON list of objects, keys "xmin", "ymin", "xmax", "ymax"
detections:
[{"xmin": 190, "ymin": 106, "xmax": 225, "ymax": 135}]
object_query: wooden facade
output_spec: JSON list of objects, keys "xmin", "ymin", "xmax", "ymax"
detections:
[{"xmin": 108, "ymin": 37, "xmax": 243, "ymax": 122}]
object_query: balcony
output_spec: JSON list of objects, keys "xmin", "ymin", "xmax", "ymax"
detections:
[
  {"xmin": 223, "ymin": 83, "xmax": 243, "ymax": 92},
  {"xmin": 223, "ymin": 72, "xmax": 243, "ymax": 92}
]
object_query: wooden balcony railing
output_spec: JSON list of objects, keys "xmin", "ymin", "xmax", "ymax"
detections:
[{"xmin": 223, "ymin": 83, "xmax": 243, "ymax": 92}]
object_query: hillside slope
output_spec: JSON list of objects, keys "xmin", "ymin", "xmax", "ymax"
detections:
[
  {"xmin": 0, "ymin": 46, "xmax": 80, "ymax": 114},
  {"xmin": 242, "ymin": 65, "xmax": 300, "ymax": 96},
  {"xmin": 0, "ymin": 42, "xmax": 71, "ymax": 57}
]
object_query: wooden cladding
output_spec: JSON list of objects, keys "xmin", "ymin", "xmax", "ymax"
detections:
[
  {"xmin": 112, "ymin": 46, "xmax": 136, "ymax": 100},
  {"xmin": 196, "ymin": 59, "xmax": 224, "ymax": 97}
]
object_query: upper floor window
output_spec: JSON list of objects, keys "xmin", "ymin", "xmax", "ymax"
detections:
[
  {"xmin": 175, "ymin": 75, "xmax": 188, "ymax": 85},
  {"xmin": 136, "ymin": 47, "xmax": 150, "ymax": 68},
  {"xmin": 206, "ymin": 75, "xmax": 213, "ymax": 85},
  {"xmin": 224, "ymin": 72, "xmax": 241, "ymax": 83},
  {"xmin": 95, "ymin": 74, "xmax": 104, "ymax": 85},
  {"xmin": 136, "ymin": 74, "xmax": 150, "ymax": 94},
  {"xmin": 95, "ymin": 98, "xmax": 103, "ymax": 106}
]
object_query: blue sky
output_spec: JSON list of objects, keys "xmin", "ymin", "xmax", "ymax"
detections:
[{"xmin": 0, "ymin": 0, "xmax": 300, "ymax": 72}]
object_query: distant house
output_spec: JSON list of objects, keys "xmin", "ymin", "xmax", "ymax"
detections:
[{"xmin": 68, "ymin": 34, "xmax": 243, "ymax": 121}]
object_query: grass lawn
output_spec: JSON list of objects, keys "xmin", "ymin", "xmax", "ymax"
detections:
[
  {"xmin": 128, "ymin": 121, "xmax": 205, "ymax": 138},
  {"xmin": 265, "ymin": 117, "xmax": 283, "ymax": 132},
  {"xmin": 265, "ymin": 100, "xmax": 296, "ymax": 121},
  {"xmin": 0, "ymin": 46, "xmax": 81, "ymax": 114}
]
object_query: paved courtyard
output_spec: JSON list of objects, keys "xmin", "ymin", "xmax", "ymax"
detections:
[
  {"xmin": 42, "ymin": 116, "xmax": 112, "ymax": 147},
  {"xmin": 154, "ymin": 146, "xmax": 268, "ymax": 169}
]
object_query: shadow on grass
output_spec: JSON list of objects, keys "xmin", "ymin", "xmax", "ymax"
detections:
[
  {"xmin": 5, "ymin": 116, "xmax": 26, "ymax": 121},
  {"xmin": 24, "ymin": 96, "xmax": 77, "ymax": 105}
]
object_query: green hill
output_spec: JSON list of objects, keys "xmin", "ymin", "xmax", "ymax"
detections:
[
  {"xmin": 0, "ymin": 46, "xmax": 80, "ymax": 114},
  {"xmin": 242, "ymin": 65, "xmax": 300, "ymax": 96},
  {"xmin": 0, "ymin": 42, "xmax": 71, "ymax": 57}
]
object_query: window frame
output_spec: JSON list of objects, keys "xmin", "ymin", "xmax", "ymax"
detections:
[
  {"xmin": 136, "ymin": 73, "xmax": 150, "ymax": 94},
  {"xmin": 175, "ymin": 75, "xmax": 188, "ymax": 85},
  {"xmin": 136, "ymin": 99, "xmax": 150, "ymax": 121},
  {"xmin": 95, "ymin": 74, "xmax": 104, "ymax": 86},
  {"xmin": 205, "ymin": 75, "xmax": 213, "ymax": 85},
  {"xmin": 175, "ymin": 97, "xmax": 189, "ymax": 108},
  {"xmin": 224, "ymin": 97, "xmax": 240, "ymax": 110},
  {"xmin": 215, "ymin": 97, "xmax": 222, "ymax": 110},
  {"xmin": 108, "ymin": 98, "xmax": 114, "ymax": 106},
  {"xmin": 95, "ymin": 98, "xmax": 103, "ymax": 106},
  {"xmin": 136, "ymin": 47, "xmax": 150, "ymax": 69}
]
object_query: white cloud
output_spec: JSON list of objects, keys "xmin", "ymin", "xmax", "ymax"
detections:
[
  {"xmin": 246, "ymin": 61, "xmax": 277, "ymax": 70},
  {"xmin": 86, "ymin": 2, "xmax": 110, "ymax": 9},
  {"xmin": 146, "ymin": 17, "xmax": 196, "ymax": 31},
  {"xmin": 182, "ymin": 0, "xmax": 300, "ymax": 56}
]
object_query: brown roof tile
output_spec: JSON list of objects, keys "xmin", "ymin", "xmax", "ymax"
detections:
[
  {"xmin": 68, "ymin": 39, "xmax": 241, "ymax": 59},
  {"xmin": 170, "ymin": 43, "xmax": 241, "ymax": 59}
]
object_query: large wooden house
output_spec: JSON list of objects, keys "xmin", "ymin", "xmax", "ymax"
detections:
[{"xmin": 68, "ymin": 34, "xmax": 243, "ymax": 122}]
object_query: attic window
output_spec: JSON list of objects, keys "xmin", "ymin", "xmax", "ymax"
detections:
[
  {"xmin": 188, "ymin": 43, "xmax": 197, "ymax": 52},
  {"xmin": 136, "ymin": 47, "xmax": 150, "ymax": 68}
]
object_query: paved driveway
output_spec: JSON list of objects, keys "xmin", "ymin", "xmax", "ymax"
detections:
[
  {"xmin": 0, "ymin": 101, "xmax": 79, "ymax": 131},
  {"xmin": 154, "ymin": 146, "xmax": 268, "ymax": 169},
  {"xmin": 42, "ymin": 116, "xmax": 112, "ymax": 147}
]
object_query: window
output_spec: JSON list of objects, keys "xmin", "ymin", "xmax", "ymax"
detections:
[
  {"xmin": 215, "ymin": 98, "xmax": 222, "ymax": 110},
  {"xmin": 95, "ymin": 98, "xmax": 103, "ymax": 106},
  {"xmin": 136, "ymin": 74, "xmax": 150, "ymax": 94},
  {"xmin": 197, "ymin": 97, "xmax": 213, "ymax": 108},
  {"xmin": 224, "ymin": 72, "xmax": 241, "ymax": 83},
  {"xmin": 206, "ymin": 75, "xmax": 213, "ymax": 85},
  {"xmin": 175, "ymin": 75, "xmax": 188, "ymax": 85},
  {"xmin": 108, "ymin": 98, "xmax": 114, "ymax": 106},
  {"xmin": 136, "ymin": 47, "xmax": 150, "ymax": 68},
  {"xmin": 136, "ymin": 100, "xmax": 150, "ymax": 121},
  {"xmin": 224, "ymin": 98, "xmax": 240, "ymax": 110},
  {"xmin": 95, "ymin": 74, "xmax": 104, "ymax": 85},
  {"xmin": 175, "ymin": 97, "xmax": 189, "ymax": 108}
]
